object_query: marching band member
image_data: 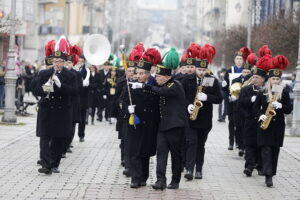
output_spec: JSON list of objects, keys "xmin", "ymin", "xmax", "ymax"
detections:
[
  {"xmin": 126, "ymin": 48, "xmax": 161, "ymax": 188},
  {"xmin": 223, "ymin": 48, "xmax": 250, "ymax": 151},
  {"xmin": 142, "ymin": 48, "xmax": 188, "ymax": 190},
  {"xmin": 64, "ymin": 45, "xmax": 83, "ymax": 154},
  {"xmin": 254, "ymin": 52, "xmax": 292, "ymax": 187},
  {"xmin": 88, "ymin": 65, "xmax": 101, "ymax": 125},
  {"xmin": 238, "ymin": 52, "xmax": 265, "ymax": 177},
  {"xmin": 35, "ymin": 36, "xmax": 76, "ymax": 174},
  {"xmin": 182, "ymin": 44, "xmax": 222, "ymax": 180}
]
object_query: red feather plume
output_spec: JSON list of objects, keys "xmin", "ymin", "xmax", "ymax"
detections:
[
  {"xmin": 181, "ymin": 53, "xmax": 188, "ymax": 62},
  {"xmin": 256, "ymin": 54, "xmax": 273, "ymax": 72},
  {"xmin": 44, "ymin": 40, "xmax": 56, "ymax": 57},
  {"xmin": 246, "ymin": 53, "xmax": 258, "ymax": 66},
  {"xmin": 259, "ymin": 45, "xmax": 272, "ymax": 58},
  {"xmin": 73, "ymin": 55, "xmax": 79, "ymax": 65},
  {"xmin": 240, "ymin": 47, "xmax": 252, "ymax": 61},
  {"xmin": 186, "ymin": 43, "xmax": 201, "ymax": 59},
  {"xmin": 272, "ymin": 55, "xmax": 289, "ymax": 70},
  {"xmin": 199, "ymin": 44, "xmax": 216, "ymax": 64},
  {"xmin": 142, "ymin": 48, "xmax": 161, "ymax": 65},
  {"xmin": 71, "ymin": 45, "xmax": 82, "ymax": 57},
  {"xmin": 128, "ymin": 43, "xmax": 145, "ymax": 62}
]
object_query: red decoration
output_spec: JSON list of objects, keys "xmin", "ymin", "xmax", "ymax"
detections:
[
  {"xmin": 186, "ymin": 43, "xmax": 201, "ymax": 58},
  {"xmin": 71, "ymin": 45, "xmax": 82, "ymax": 57},
  {"xmin": 259, "ymin": 45, "xmax": 272, "ymax": 58},
  {"xmin": 142, "ymin": 48, "xmax": 161, "ymax": 65},
  {"xmin": 181, "ymin": 53, "xmax": 188, "ymax": 62},
  {"xmin": 240, "ymin": 47, "xmax": 252, "ymax": 61},
  {"xmin": 272, "ymin": 55, "xmax": 289, "ymax": 70},
  {"xmin": 129, "ymin": 42, "xmax": 145, "ymax": 62},
  {"xmin": 44, "ymin": 40, "xmax": 56, "ymax": 57},
  {"xmin": 247, "ymin": 53, "xmax": 258, "ymax": 66},
  {"xmin": 199, "ymin": 44, "xmax": 216, "ymax": 64},
  {"xmin": 256, "ymin": 54, "xmax": 273, "ymax": 72}
]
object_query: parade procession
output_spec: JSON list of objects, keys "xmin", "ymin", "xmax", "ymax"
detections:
[{"xmin": 0, "ymin": 0, "xmax": 300, "ymax": 199}]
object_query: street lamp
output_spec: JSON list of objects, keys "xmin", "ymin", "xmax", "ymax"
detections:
[
  {"xmin": 290, "ymin": 23, "xmax": 300, "ymax": 136},
  {"xmin": 2, "ymin": 0, "xmax": 17, "ymax": 123}
]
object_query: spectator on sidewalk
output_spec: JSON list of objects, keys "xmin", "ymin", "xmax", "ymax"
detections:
[{"xmin": 0, "ymin": 60, "xmax": 6, "ymax": 109}]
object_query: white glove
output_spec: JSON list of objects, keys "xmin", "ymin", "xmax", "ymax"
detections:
[
  {"xmin": 44, "ymin": 78, "xmax": 53, "ymax": 86},
  {"xmin": 130, "ymin": 82, "xmax": 143, "ymax": 89},
  {"xmin": 83, "ymin": 79, "xmax": 89, "ymax": 87},
  {"xmin": 111, "ymin": 117, "xmax": 117, "ymax": 123},
  {"xmin": 222, "ymin": 80, "xmax": 227, "ymax": 87},
  {"xmin": 42, "ymin": 84, "xmax": 54, "ymax": 93},
  {"xmin": 197, "ymin": 92, "xmax": 208, "ymax": 101},
  {"xmin": 128, "ymin": 105, "xmax": 136, "ymax": 114},
  {"xmin": 103, "ymin": 95, "xmax": 107, "ymax": 100},
  {"xmin": 259, "ymin": 114, "xmax": 267, "ymax": 122},
  {"xmin": 187, "ymin": 104, "xmax": 195, "ymax": 114},
  {"xmin": 272, "ymin": 101, "xmax": 282, "ymax": 109},
  {"xmin": 251, "ymin": 96, "xmax": 256, "ymax": 103},
  {"xmin": 52, "ymin": 75, "xmax": 61, "ymax": 88},
  {"xmin": 229, "ymin": 95, "xmax": 237, "ymax": 102}
]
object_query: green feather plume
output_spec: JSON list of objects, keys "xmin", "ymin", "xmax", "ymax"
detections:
[{"xmin": 163, "ymin": 48, "xmax": 179, "ymax": 70}]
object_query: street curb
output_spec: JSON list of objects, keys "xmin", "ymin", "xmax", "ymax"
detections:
[
  {"xmin": 282, "ymin": 147, "xmax": 300, "ymax": 161},
  {"xmin": 0, "ymin": 128, "xmax": 35, "ymax": 150}
]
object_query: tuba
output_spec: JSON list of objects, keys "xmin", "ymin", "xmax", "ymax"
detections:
[
  {"xmin": 83, "ymin": 34, "xmax": 111, "ymax": 66},
  {"xmin": 230, "ymin": 82, "xmax": 242, "ymax": 99}
]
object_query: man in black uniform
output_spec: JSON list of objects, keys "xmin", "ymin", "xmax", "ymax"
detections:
[
  {"xmin": 141, "ymin": 48, "xmax": 188, "ymax": 190},
  {"xmin": 182, "ymin": 44, "xmax": 222, "ymax": 180},
  {"xmin": 35, "ymin": 37, "xmax": 76, "ymax": 174},
  {"xmin": 239, "ymin": 60, "xmax": 266, "ymax": 177},
  {"xmin": 64, "ymin": 46, "xmax": 83, "ymax": 154},
  {"xmin": 126, "ymin": 48, "xmax": 161, "ymax": 188}
]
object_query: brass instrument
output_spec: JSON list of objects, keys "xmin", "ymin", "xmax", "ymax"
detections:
[
  {"xmin": 229, "ymin": 82, "xmax": 242, "ymax": 99},
  {"xmin": 260, "ymin": 95, "xmax": 278, "ymax": 130},
  {"xmin": 43, "ymin": 69, "xmax": 56, "ymax": 100},
  {"xmin": 190, "ymin": 85, "xmax": 203, "ymax": 121}
]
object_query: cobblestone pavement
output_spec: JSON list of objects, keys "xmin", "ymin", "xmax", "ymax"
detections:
[{"xmin": 0, "ymin": 109, "xmax": 299, "ymax": 200}]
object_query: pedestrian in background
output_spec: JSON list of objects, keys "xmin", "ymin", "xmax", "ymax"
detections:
[{"xmin": 0, "ymin": 60, "xmax": 6, "ymax": 109}]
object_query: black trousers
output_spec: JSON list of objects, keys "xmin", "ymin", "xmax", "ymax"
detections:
[
  {"xmin": 228, "ymin": 114, "xmax": 235, "ymax": 146},
  {"xmin": 122, "ymin": 120, "xmax": 130, "ymax": 169},
  {"xmin": 40, "ymin": 136, "xmax": 66, "ymax": 169},
  {"xmin": 130, "ymin": 156, "xmax": 150, "ymax": 184},
  {"xmin": 245, "ymin": 145, "xmax": 258, "ymax": 170},
  {"xmin": 50, "ymin": 137, "xmax": 66, "ymax": 168},
  {"xmin": 78, "ymin": 109, "xmax": 87, "ymax": 139},
  {"xmin": 185, "ymin": 127, "xmax": 210, "ymax": 173},
  {"xmin": 64, "ymin": 122, "xmax": 76, "ymax": 153},
  {"xmin": 261, "ymin": 146, "xmax": 280, "ymax": 176},
  {"xmin": 156, "ymin": 127, "xmax": 184, "ymax": 184},
  {"xmin": 89, "ymin": 107, "xmax": 96, "ymax": 122},
  {"xmin": 40, "ymin": 136, "xmax": 52, "ymax": 169}
]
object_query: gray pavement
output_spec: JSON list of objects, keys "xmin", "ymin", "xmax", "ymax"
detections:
[{"xmin": 0, "ymin": 107, "xmax": 300, "ymax": 200}]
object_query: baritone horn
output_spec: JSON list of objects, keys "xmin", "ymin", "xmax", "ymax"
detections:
[{"xmin": 83, "ymin": 34, "xmax": 111, "ymax": 66}]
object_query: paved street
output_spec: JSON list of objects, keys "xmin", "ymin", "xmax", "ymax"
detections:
[{"xmin": 0, "ymin": 107, "xmax": 300, "ymax": 200}]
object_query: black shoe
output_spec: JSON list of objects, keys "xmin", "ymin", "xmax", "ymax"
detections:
[
  {"xmin": 228, "ymin": 145, "xmax": 233, "ymax": 150},
  {"xmin": 243, "ymin": 168, "xmax": 252, "ymax": 177},
  {"xmin": 194, "ymin": 171, "xmax": 202, "ymax": 179},
  {"xmin": 184, "ymin": 170, "xmax": 193, "ymax": 180},
  {"xmin": 69, "ymin": 144, "xmax": 74, "ymax": 148},
  {"xmin": 38, "ymin": 167, "xmax": 52, "ymax": 175},
  {"xmin": 265, "ymin": 176, "xmax": 273, "ymax": 187},
  {"xmin": 238, "ymin": 149, "xmax": 244, "ymax": 157},
  {"xmin": 152, "ymin": 182, "xmax": 166, "ymax": 190},
  {"xmin": 130, "ymin": 182, "xmax": 140, "ymax": 188},
  {"xmin": 79, "ymin": 138, "xmax": 85, "ymax": 142},
  {"xmin": 51, "ymin": 167, "xmax": 60, "ymax": 173},
  {"xmin": 96, "ymin": 118, "xmax": 102, "ymax": 122},
  {"xmin": 167, "ymin": 182, "xmax": 179, "ymax": 189},
  {"xmin": 61, "ymin": 153, "xmax": 66, "ymax": 158},
  {"xmin": 37, "ymin": 160, "xmax": 42, "ymax": 165},
  {"xmin": 66, "ymin": 148, "xmax": 72, "ymax": 153},
  {"xmin": 123, "ymin": 169, "xmax": 131, "ymax": 177},
  {"xmin": 140, "ymin": 182, "xmax": 146, "ymax": 187}
]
